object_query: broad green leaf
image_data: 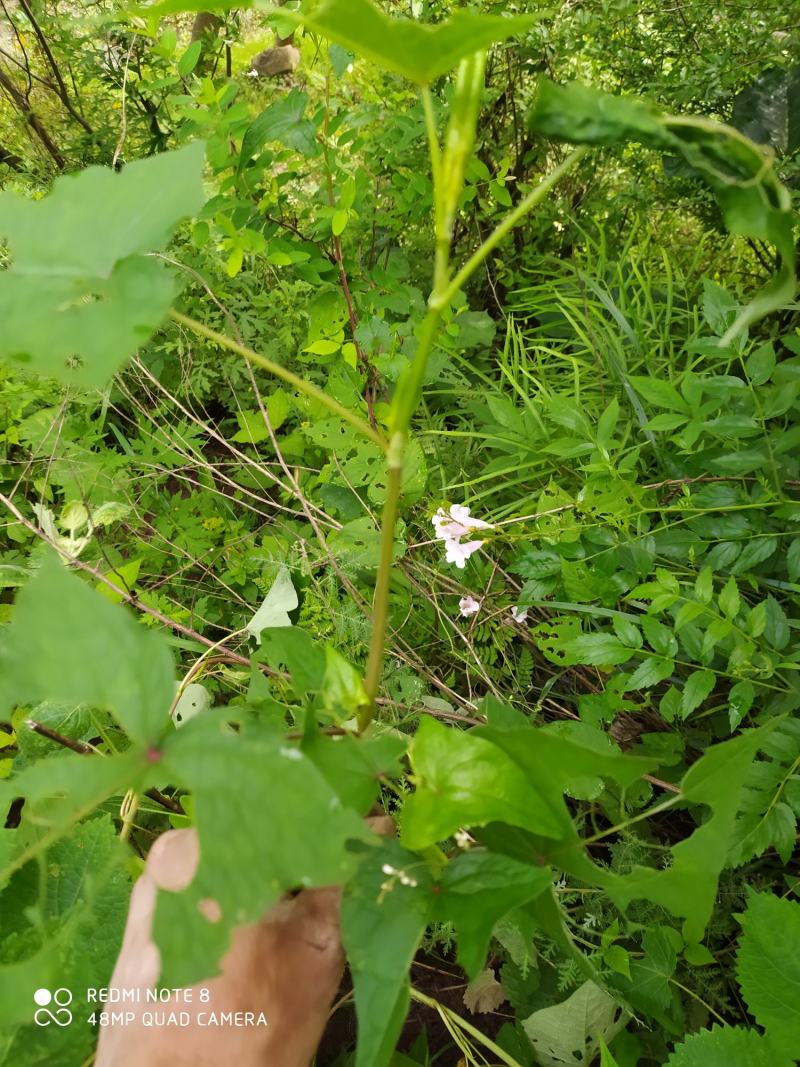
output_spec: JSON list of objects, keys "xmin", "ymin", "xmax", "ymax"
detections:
[
  {"xmin": 433, "ymin": 851, "xmax": 552, "ymax": 979},
  {"xmin": 609, "ymin": 726, "xmax": 770, "ymax": 942},
  {"xmin": 522, "ymin": 980, "xmax": 628, "ymax": 1067},
  {"xmin": 561, "ymin": 634, "xmax": 633, "ymax": 666},
  {"xmin": 665, "ymin": 1026, "xmax": 793, "ymax": 1067},
  {"xmin": 240, "ymin": 89, "xmax": 317, "ymax": 161},
  {"xmin": 0, "ymin": 142, "xmax": 205, "ymax": 387},
  {"xmin": 154, "ymin": 716, "xmax": 370, "ymax": 986},
  {"xmin": 628, "ymin": 377, "xmax": 688, "ymax": 413},
  {"xmin": 401, "ymin": 717, "xmax": 567, "ymax": 850},
  {"xmin": 728, "ymin": 680, "xmax": 755, "ymax": 732},
  {"xmin": 257, "ymin": 627, "xmax": 326, "ymax": 696},
  {"xmin": 0, "ymin": 555, "xmax": 174, "ymax": 747},
  {"xmin": 736, "ymin": 890, "xmax": 800, "ymax": 1055},
  {"xmin": 0, "ymin": 749, "xmax": 145, "ymax": 881},
  {"xmin": 626, "ymin": 656, "xmax": 674, "ymax": 690},
  {"xmin": 612, "ymin": 926, "xmax": 678, "ymax": 1020},
  {"xmin": 341, "ymin": 839, "xmax": 433, "ymax": 1067},
  {"xmin": 477, "ymin": 724, "xmax": 655, "ymax": 844},
  {"xmin": 303, "ymin": 731, "xmax": 406, "ymax": 813},
  {"xmin": 246, "ymin": 565, "xmax": 298, "ymax": 643},
  {"xmin": 279, "ymin": 0, "xmax": 539, "ymax": 85},
  {"xmin": 0, "ymin": 816, "xmax": 130, "ymax": 1058},
  {"xmin": 321, "ymin": 646, "xmax": 368, "ymax": 720},
  {"xmin": 529, "ymin": 80, "xmax": 795, "ymax": 343}
]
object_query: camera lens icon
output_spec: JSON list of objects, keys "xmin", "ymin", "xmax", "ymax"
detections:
[{"xmin": 33, "ymin": 987, "xmax": 73, "ymax": 1026}]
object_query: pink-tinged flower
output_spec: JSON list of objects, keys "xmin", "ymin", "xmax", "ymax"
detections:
[
  {"xmin": 432, "ymin": 504, "xmax": 493, "ymax": 542},
  {"xmin": 445, "ymin": 538, "xmax": 485, "ymax": 568},
  {"xmin": 510, "ymin": 606, "xmax": 529, "ymax": 623},
  {"xmin": 459, "ymin": 595, "xmax": 481, "ymax": 618},
  {"xmin": 432, "ymin": 504, "xmax": 493, "ymax": 568}
]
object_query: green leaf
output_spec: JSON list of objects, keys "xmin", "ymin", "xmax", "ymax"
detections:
[
  {"xmin": 240, "ymin": 89, "xmax": 317, "ymax": 160},
  {"xmin": 177, "ymin": 38, "xmax": 202, "ymax": 74},
  {"xmin": 522, "ymin": 981, "xmax": 628, "ymax": 1067},
  {"xmin": 401, "ymin": 717, "xmax": 566, "ymax": 849},
  {"xmin": 613, "ymin": 926, "xmax": 678, "ymax": 1018},
  {"xmin": 626, "ymin": 656, "xmax": 674, "ymax": 690},
  {"xmin": 728, "ymin": 680, "xmax": 755, "ymax": 732},
  {"xmin": 560, "ymin": 633, "xmax": 634, "ymax": 666},
  {"xmin": 282, "ymin": 0, "xmax": 538, "ymax": 85},
  {"xmin": 0, "ymin": 555, "xmax": 174, "ymax": 746},
  {"xmin": 470, "ymin": 723, "xmax": 655, "ymax": 866},
  {"xmin": 0, "ymin": 142, "xmax": 205, "ymax": 387},
  {"xmin": 599, "ymin": 1039, "xmax": 621, "ymax": 1067},
  {"xmin": 736, "ymin": 890, "xmax": 800, "ymax": 1055},
  {"xmin": 763, "ymin": 596, "xmax": 790, "ymax": 650},
  {"xmin": 745, "ymin": 342, "xmax": 776, "ymax": 385},
  {"xmin": 0, "ymin": 750, "xmax": 146, "ymax": 882},
  {"xmin": 610, "ymin": 726, "xmax": 770, "ymax": 942},
  {"xmin": 257, "ymin": 627, "xmax": 326, "ymax": 697},
  {"xmin": 433, "ymin": 851, "xmax": 552, "ymax": 979},
  {"xmin": 681, "ymin": 670, "xmax": 716, "ymax": 720},
  {"xmin": 303, "ymin": 731, "xmax": 406, "ymax": 814},
  {"xmin": 719, "ymin": 577, "xmax": 740, "ymax": 618},
  {"xmin": 341, "ymin": 839, "xmax": 433, "ymax": 1067},
  {"xmin": 154, "ymin": 716, "xmax": 370, "ymax": 987},
  {"xmin": 246, "ymin": 565, "xmax": 298, "ymax": 643},
  {"xmin": 665, "ymin": 1026, "xmax": 793, "ymax": 1067},
  {"xmin": 528, "ymin": 80, "xmax": 795, "ymax": 343},
  {"xmin": 628, "ymin": 377, "xmax": 688, "ymax": 412},
  {"xmin": 0, "ymin": 817, "xmax": 130, "ymax": 1059}
]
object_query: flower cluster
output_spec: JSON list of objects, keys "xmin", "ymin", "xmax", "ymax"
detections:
[{"xmin": 432, "ymin": 504, "xmax": 492, "ymax": 569}]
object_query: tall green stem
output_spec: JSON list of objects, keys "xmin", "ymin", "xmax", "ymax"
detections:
[
  {"xmin": 361, "ymin": 310, "xmax": 441, "ymax": 723},
  {"xmin": 430, "ymin": 146, "xmax": 589, "ymax": 311},
  {"xmin": 360, "ymin": 140, "xmax": 590, "ymax": 730}
]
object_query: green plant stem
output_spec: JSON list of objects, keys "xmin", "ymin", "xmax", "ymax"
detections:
[
  {"xmin": 361, "ymin": 310, "xmax": 441, "ymax": 723},
  {"xmin": 361, "ymin": 152, "xmax": 589, "ymax": 728},
  {"xmin": 429, "ymin": 146, "xmax": 589, "ymax": 311},
  {"xmin": 169, "ymin": 309, "xmax": 386, "ymax": 452}
]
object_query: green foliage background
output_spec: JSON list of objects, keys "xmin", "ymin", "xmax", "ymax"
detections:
[{"xmin": 0, "ymin": 1, "xmax": 799, "ymax": 1065}]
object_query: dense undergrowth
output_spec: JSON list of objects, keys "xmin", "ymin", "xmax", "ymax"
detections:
[{"xmin": 1, "ymin": 1, "xmax": 799, "ymax": 1065}]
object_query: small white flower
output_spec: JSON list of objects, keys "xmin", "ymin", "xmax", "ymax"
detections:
[
  {"xmin": 455, "ymin": 830, "xmax": 473, "ymax": 848},
  {"xmin": 244, "ymin": 68, "xmax": 259, "ymax": 78},
  {"xmin": 432, "ymin": 505, "xmax": 493, "ymax": 569},
  {"xmin": 445, "ymin": 538, "xmax": 484, "ymax": 568},
  {"xmin": 510, "ymin": 606, "xmax": 529, "ymax": 623},
  {"xmin": 432, "ymin": 504, "xmax": 492, "ymax": 542},
  {"xmin": 458, "ymin": 595, "xmax": 481, "ymax": 618}
]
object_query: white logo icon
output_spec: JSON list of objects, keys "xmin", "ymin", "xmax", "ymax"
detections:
[{"xmin": 33, "ymin": 988, "xmax": 73, "ymax": 1027}]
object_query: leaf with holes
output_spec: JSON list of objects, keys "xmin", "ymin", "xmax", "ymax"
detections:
[{"xmin": 522, "ymin": 981, "xmax": 628, "ymax": 1067}]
